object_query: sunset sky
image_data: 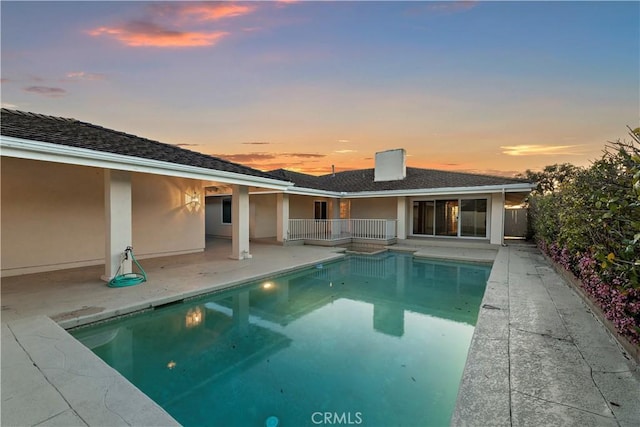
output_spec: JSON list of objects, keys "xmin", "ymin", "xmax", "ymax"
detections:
[{"xmin": 2, "ymin": 1, "xmax": 638, "ymax": 176}]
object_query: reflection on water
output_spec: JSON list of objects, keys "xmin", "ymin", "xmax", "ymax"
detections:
[
  {"xmin": 72, "ymin": 253, "xmax": 489, "ymax": 427},
  {"xmin": 184, "ymin": 307, "xmax": 203, "ymax": 328}
]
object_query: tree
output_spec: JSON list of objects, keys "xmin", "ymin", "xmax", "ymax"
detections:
[{"xmin": 517, "ymin": 163, "xmax": 581, "ymax": 195}]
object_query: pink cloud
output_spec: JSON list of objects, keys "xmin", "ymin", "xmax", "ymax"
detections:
[
  {"xmin": 89, "ymin": 2, "xmax": 264, "ymax": 49},
  {"xmin": 89, "ymin": 21, "xmax": 228, "ymax": 47},
  {"xmin": 178, "ymin": 3, "xmax": 255, "ymax": 21}
]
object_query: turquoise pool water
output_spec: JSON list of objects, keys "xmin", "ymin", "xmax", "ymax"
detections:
[{"xmin": 72, "ymin": 253, "xmax": 489, "ymax": 426}]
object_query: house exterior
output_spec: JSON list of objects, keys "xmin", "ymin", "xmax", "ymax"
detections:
[
  {"xmin": 0, "ymin": 109, "xmax": 291, "ymax": 278},
  {"xmin": 206, "ymin": 149, "xmax": 534, "ymax": 246},
  {"xmin": 1, "ymin": 109, "xmax": 534, "ymax": 279}
]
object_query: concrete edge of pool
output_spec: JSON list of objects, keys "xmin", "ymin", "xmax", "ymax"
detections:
[
  {"xmin": 3, "ymin": 244, "xmax": 639, "ymax": 426},
  {"xmin": 2, "ymin": 315, "xmax": 180, "ymax": 426},
  {"xmin": 451, "ymin": 244, "xmax": 640, "ymax": 427}
]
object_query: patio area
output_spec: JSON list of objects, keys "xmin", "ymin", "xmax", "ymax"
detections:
[
  {"xmin": 1, "ymin": 238, "xmax": 346, "ymax": 328},
  {"xmin": 1, "ymin": 239, "xmax": 639, "ymax": 426}
]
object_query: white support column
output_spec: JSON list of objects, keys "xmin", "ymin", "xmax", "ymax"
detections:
[
  {"xmin": 490, "ymin": 192, "xmax": 505, "ymax": 245},
  {"xmin": 102, "ymin": 169, "xmax": 132, "ymax": 281},
  {"xmin": 276, "ymin": 193, "xmax": 289, "ymax": 243},
  {"xmin": 396, "ymin": 196, "xmax": 407, "ymax": 239},
  {"xmin": 230, "ymin": 184, "xmax": 252, "ymax": 259}
]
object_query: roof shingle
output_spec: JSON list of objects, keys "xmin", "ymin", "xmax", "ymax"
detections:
[
  {"xmin": 0, "ymin": 109, "xmax": 280, "ymax": 180},
  {"xmin": 271, "ymin": 167, "xmax": 530, "ymax": 192}
]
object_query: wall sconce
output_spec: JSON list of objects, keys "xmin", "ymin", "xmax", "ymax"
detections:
[
  {"xmin": 185, "ymin": 307, "xmax": 204, "ymax": 328},
  {"xmin": 185, "ymin": 190, "xmax": 201, "ymax": 212}
]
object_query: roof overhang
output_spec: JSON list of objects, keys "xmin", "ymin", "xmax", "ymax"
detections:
[
  {"xmin": 284, "ymin": 187, "xmax": 342, "ymax": 197},
  {"xmin": 1, "ymin": 136, "xmax": 292, "ymax": 190},
  {"xmin": 341, "ymin": 183, "xmax": 536, "ymax": 198},
  {"xmin": 279, "ymin": 182, "xmax": 535, "ymax": 199}
]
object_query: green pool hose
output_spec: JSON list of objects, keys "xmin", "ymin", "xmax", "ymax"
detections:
[{"xmin": 108, "ymin": 247, "xmax": 147, "ymax": 288}]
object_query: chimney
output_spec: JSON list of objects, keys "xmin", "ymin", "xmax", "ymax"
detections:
[
  {"xmin": 331, "ymin": 164, "xmax": 335, "ymax": 177},
  {"xmin": 374, "ymin": 148, "xmax": 406, "ymax": 182}
]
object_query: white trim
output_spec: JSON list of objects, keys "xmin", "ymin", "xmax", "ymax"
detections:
[
  {"xmin": 343, "ymin": 183, "xmax": 534, "ymax": 198},
  {"xmin": 284, "ymin": 187, "xmax": 342, "ymax": 197},
  {"xmin": 1, "ymin": 136, "xmax": 292, "ymax": 190},
  {"xmin": 283, "ymin": 183, "xmax": 534, "ymax": 198}
]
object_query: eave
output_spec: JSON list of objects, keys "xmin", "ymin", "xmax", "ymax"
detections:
[
  {"xmin": 339, "ymin": 183, "xmax": 536, "ymax": 198},
  {"xmin": 0, "ymin": 136, "xmax": 292, "ymax": 190}
]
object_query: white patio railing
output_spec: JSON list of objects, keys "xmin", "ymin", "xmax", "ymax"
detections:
[{"xmin": 288, "ymin": 219, "xmax": 397, "ymax": 241}]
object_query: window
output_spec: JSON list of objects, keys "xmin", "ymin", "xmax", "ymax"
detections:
[
  {"xmin": 413, "ymin": 201, "xmax": 434, "ymax": 235},
  {"xmin": 314, "ymin": 201, "xmax": 327, "ymax": 220},
  {"xmin": 222, "ymin": 198, "xmax": 232, "ymax": 224}
]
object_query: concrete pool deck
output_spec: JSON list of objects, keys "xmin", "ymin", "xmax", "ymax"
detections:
[
  {"xmin": 452, "ymin": 243, "xmax": 640, "ymax": 427},
  {"xmin": 2, "ymin": 240, "xmax": 639, "ymax": 426}
]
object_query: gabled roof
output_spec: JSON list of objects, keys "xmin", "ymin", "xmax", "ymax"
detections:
[
  {"xmin": 0, "ymin": 109, "xmax": 279, "ymax": 181},
  {"xmin": 270, "ymin": 167, "xmax": 531, "ymax": 193}
]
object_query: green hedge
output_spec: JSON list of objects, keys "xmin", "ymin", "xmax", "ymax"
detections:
[{"xmin": 528, "ymin": 130, "xmax": 640, "ymax": 344}]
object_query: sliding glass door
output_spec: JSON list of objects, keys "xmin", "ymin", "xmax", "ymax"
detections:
[
  {"xmin": 412, "ymin": 198, "xmax": 487, "ymax": 238},
  {"xmin": 413, "ymin": 201, "xmax": 434, "ymax": 235},
  {"xmin": 435, "ymin": 200, "xmax": 459, "ymax": 236},
  {"xmin": 460, "ymin": 199, "xmax": 487, "ymax": 237}
]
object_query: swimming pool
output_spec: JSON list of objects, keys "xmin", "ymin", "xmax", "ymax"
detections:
[{"xmin": 71, "ymin": 253, "xmax": 490, "ymax": 426}]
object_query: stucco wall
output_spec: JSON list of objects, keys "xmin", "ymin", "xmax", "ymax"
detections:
[
  {"xmin": 289, "ymin": 194, "xmax": 312, "ymax": 219},
  {"xmin": 131, "ymin": 173, "xmax": 205, "ymax": 258},
  {"xmin": 249, "ymin": 193, "xmax": 277, "ymax": 239},
  {"xmin": 289, "ymin": 195, "xmax": 339, "ymax": 219},
  {"xmin": 349, "ymin": 197, "xmax": 397, "ymax": 219},
  {"xmin": 1, "ymin": 158, "xmax": 105, "ymax": 275},
  {"xmin": 206, "ymin": 193, "xmax": 281, "ymax": 239},
  {"xmin": 1, "ymin": 157, "xmax": 205, "ymax": 276}
]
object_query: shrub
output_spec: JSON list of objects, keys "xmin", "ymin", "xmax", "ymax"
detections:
[{"xmin": 529, "ymin": 129, "xmax": 640, "ymax": 345}]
